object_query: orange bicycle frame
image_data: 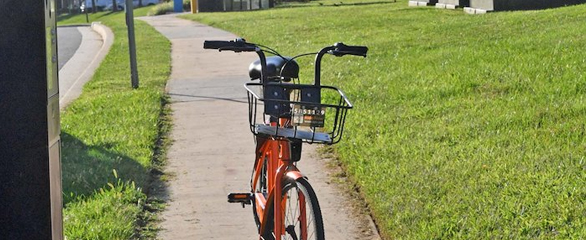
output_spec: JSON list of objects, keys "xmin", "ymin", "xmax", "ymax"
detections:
[{"xmin": 252, "ymin": 119, "xmax": 307, "ymax": 240}]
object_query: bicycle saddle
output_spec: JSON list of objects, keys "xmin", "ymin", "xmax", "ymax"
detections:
[{"xmin": 249, "ymin": 56, "xmax": 299, "ymax": 81}]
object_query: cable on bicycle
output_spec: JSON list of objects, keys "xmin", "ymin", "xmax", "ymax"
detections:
[
  {"xmin": 256, "ymin": 44, "xmax": 290, "ymax": 59},
  {"xmin": 279, "ymin": 52, "xmax": 318, "ymax": 82}
]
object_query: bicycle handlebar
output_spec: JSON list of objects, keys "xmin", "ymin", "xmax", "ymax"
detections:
[
  {"xmin": 203, "ymin": 39, "xmax": 257, "ymax": 52},
  {"xmin": 331, "ymin": 42, "xmax": 368, "ymax": 57},
  {"xmin": 203, "ymin": 39, "xmax": 368, "ymax": 86}
]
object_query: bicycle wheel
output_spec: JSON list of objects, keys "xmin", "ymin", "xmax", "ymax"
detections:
[{"xmin": 262, "ymin": 177, "xmax": 325, "ymax": 240}]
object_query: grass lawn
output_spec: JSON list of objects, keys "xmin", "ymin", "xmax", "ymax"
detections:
[
  {"xmin": 182, "ymin": 1, "xmax": 586, "ymax": 238},
  {"xmin": 58, "ymin": 7, "xmax": 170, "ymax": 239}
]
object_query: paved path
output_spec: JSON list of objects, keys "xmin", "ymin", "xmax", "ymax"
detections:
[
  {"xmin": 58, "ymin": 23, "xmax": 113, "ymax": 108},
  {"xmin": 140, "ymin": 14, "xmax": 379, "ymax": 240}
]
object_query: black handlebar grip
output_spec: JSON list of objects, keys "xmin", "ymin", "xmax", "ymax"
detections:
[
  {"xmin": 203, "ymin": 40, "xmax": 234, "ymax": 49},
  {"xmin": 203, "ymin": 40, "xmax": 257, "ymax": 52},
  {"xmin": 332, "ymin": 42, "xmax": 368, "ymax": 57}
]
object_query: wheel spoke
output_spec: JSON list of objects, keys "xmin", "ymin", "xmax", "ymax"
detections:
[{"xmin": 277, "ymin": 179, "xmax": 323, "ymax": 240}]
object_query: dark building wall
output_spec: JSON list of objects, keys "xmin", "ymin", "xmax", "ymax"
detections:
[
  {"xmin": 199, "ymin": 0, "xmax": 271, "ymax": 12},
  {"xmin": 471, "ymin": 0, "xmax": 586, "ymax": 11},
  {"xmin": 496, "ymin": 0, "xmax": 586, "ymax": 10},
  {"xmin": 438, "ymin": 0, "xmax": 470, "ymax": 7},
  {"xmin": 198, "ymin": 0, "xmax": 224, "ymax": 12}
]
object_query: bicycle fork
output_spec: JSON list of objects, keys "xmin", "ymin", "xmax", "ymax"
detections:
[
  {"xmin": 264, "ymin": 139, "xmax": 307, "ymax": 240},
  {"xmin": 228, "ymin": 137, "xmax": 307, "ymax": 240}
]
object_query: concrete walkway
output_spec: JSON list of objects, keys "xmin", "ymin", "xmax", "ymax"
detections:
[{"xmin": 140, "ymin": 14, "xmax": 379, "ymax": 240}]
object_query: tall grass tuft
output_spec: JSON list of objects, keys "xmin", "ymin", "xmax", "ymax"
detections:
[
  {"xmin": 147, "ymin": 1, "xmax": 174, "ymax": 15},
  {"xmin": 64, "ymin": 171, "xmax": 146, "ymax": 239}
]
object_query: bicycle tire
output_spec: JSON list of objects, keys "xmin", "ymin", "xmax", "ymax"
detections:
[{"xmin": 262, "ymin": 177, "xmax": 325, "ymax": 240}]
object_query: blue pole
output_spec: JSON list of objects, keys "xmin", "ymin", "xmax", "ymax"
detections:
[{"xmin": 174, "ymin": 0, "xmax": 183, "ymax": 12}]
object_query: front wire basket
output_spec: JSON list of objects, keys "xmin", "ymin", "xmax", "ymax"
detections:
[{"xmin": 245, "ymin": 82, "xmax": 353, "ymax": 144}]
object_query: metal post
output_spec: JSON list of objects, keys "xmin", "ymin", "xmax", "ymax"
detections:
[
  {"xmin": 84, "ymin": 0, "xmax": 90, "ymax": 23},
  {"xmin": 191, "ymin": 0, "xmax": 198, "ymax": 13},
  {"xmin": 125, "ymin": 0, "xmax": 139, "ymax": 88},
  {"xmin": 91, "ymin": 0, "xmax": 97, "ymax": 12},
  {"xmin": 0, "ymin": 0, "xmax": 63, "ymax": 239}
]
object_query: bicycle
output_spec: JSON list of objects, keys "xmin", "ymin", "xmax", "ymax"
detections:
[{"xmin": 203, "ymin": 38, "xmax": 367, "ymax": 240}]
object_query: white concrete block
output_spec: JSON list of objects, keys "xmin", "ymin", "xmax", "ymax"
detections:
[
  {"xmin": 463, "ymin": 7, "xmax": 475, "ymax": 13},
  {"xmin": 463, "ymin": 7, "xmax": 489, "ymax": 14},
  {"xmin": 475, "ymin": 8, "xmax": 487, "ymax": 13}
]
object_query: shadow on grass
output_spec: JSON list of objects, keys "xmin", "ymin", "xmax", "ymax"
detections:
[
  {"xmin": 168, "ymin": 93, "xmax": 249, "ymax": 104},
  {"xmin": 61, "ymin": 131, "xmax": 163, "ymax": 204},
  {"xmin": 58, "ymin": 13, "xmax": 84, "ymax": 22},
  {"xmin": 57, "ymin": 10, "xmax": 119, "ymax": 24}
]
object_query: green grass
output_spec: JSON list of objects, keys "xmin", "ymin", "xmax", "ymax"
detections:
[
  {"xmin": 58, "ymin": 7, "xmax": 171, "ymax": 239},
  {"xmin": 64, "ymin": 176, "xmax": 147, "ymax": 239},
  {"xmin": 182, "ymin": 1, "xmax": 586, "ymax": 238}
]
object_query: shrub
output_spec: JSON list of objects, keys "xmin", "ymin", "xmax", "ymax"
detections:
[{"xmin": 147, "ymin": 1, "xmax": 173, "ymax": 15}]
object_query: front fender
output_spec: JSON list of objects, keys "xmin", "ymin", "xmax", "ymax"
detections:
[
  {"xmin": 285, "ymin": 170, "xmax": 306, "ymax": 183},
  {"xmin": 259, "ymin": 170, "xmax": 307, "ymax": 236}
]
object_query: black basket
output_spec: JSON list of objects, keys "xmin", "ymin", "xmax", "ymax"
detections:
[{"xmin": 245, "ymin": 82, "xmax": 353, "ymax": 144}]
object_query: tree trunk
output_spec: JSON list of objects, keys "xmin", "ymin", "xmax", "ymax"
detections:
[{"xmin": 92, "ymin": 0, "xmax": 97, "ymax": 12}]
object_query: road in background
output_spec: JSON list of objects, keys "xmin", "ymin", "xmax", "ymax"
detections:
[{"xmin": 57, "ymin": 26, "xmax": 83, "ymax": 70}]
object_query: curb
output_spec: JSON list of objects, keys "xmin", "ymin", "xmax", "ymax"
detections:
[
  {"xmin": 91, "ymin": 22, "xmax": 114, "ymax": 47},
  {"xmin": 59, "ymin": 22, "xmax": 114, "ymax": 109}
]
